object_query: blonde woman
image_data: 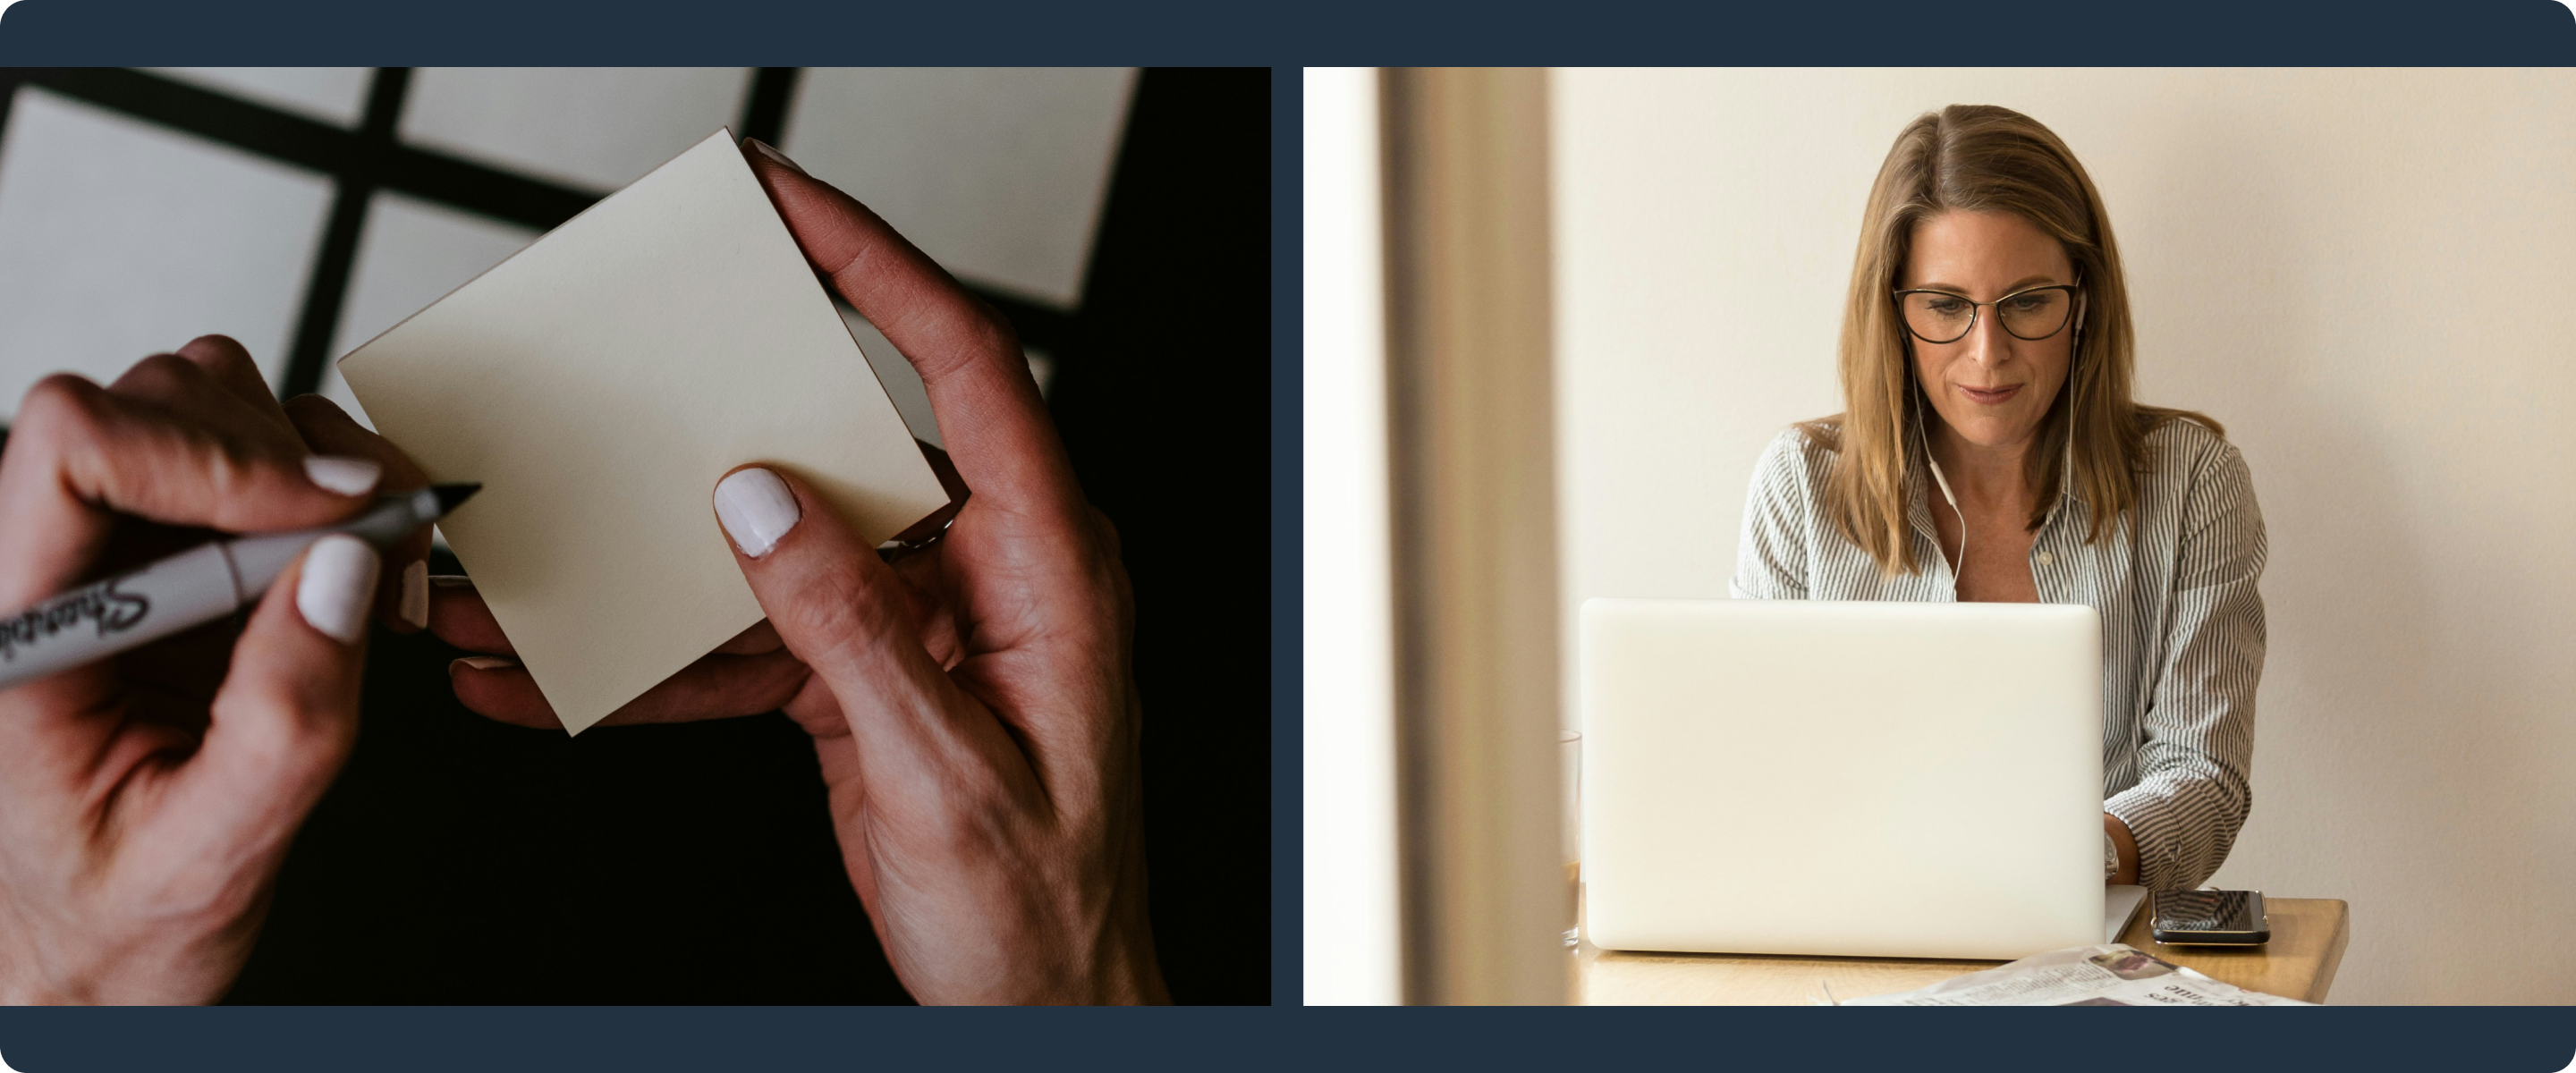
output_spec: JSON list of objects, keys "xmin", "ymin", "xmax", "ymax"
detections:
[{"xmin": 1732, "ymin": 106, "xmax": 2265, "ymax": 891}]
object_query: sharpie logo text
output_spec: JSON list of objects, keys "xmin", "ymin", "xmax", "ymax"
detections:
[{"xmin": 0, "ymin": 577, "xmax": 151, "ymax": 663}]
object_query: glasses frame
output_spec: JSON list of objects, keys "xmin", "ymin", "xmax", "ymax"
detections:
[{"xmin": 1890, "ymin": 283, "xmax": 2084, "ymax": 345}]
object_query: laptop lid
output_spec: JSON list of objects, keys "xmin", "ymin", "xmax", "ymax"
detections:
[{"xmin": 1580, "ymin": 598, "xmax": 2103, "ymax": 960}]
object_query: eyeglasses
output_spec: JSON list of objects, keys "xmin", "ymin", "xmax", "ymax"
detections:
[{"xmin": 1891, "ymin": 283, "xmax": 2081, "ymax": 344}]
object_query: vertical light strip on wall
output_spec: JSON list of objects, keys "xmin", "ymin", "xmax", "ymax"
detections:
[{"xmin": 1299, "ymin": 65, "xmax": 1401, "ymax": 1006}]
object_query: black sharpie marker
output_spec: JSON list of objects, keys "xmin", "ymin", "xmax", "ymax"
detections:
[{"xmin": 0, "ymin": 484, "xmax": 479, "ymax": 690}]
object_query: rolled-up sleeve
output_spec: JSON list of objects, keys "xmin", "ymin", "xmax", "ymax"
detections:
[
  {"xmin": 2106, "ymin": 438, "xmax": 2267, "ymax": 890},
  {"xmin": 1731, "ymin": 430, "xmax": 1815, "ymax": 601}
]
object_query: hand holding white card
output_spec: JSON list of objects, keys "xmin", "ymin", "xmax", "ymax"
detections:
[
  {"xmin": 340, "ymin": 129, "xmax": 950, "ymax": 735},
  {"xmin": 409, "ymin": 134, "xmax": 1166, "ymax": 1002}
]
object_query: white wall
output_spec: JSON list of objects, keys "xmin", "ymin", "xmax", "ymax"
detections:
[
  {"xmin": 1301, "ymin": 66, "xmax": 1401, "ymax": 1005},
  {"xmin": 1553, "ymin": 68, "xmax": 2576, "ymax": 1005},
  {"xmin": 0, "ymin": 87, "xmax": 334, "ymax": 413},
  {"xmin": 783, "ymin": 68, "xmax": 1136, "ymax": 311}
]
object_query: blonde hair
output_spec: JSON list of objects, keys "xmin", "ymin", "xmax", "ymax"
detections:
[{"xmin": 1802, "ymin": 104, "xmax": 2220, "ymax": 577}]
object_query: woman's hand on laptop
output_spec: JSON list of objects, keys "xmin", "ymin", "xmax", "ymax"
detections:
[
  {"xmin": 434, "ymin": 140, "xmax": 1165, "ymax": 1005},
  {"xmin": 2105, "ymin": 813, "xmax": 2140, "ymax": 886}
]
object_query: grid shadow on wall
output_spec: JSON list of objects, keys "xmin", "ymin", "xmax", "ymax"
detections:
[{"xmin": 0, "ymin": 66, "xmax": 1094, "ymax": 440}]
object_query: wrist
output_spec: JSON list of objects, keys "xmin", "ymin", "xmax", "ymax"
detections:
[
  {"xmin": 0, "ymin": 934, "xmax": 90, "ymax": 1005},
  {"xmin": 0, "ymin": 968, "xmax": 82, "ymax": 1006},
  {"xmin": 1064, "ymin": 854, "xmax": 1166, "ymax": 1004},
  {"xmin": 0, "ymin": 916, "xmax": 75, "ymax": 1004},
  {"xmin": 0, "ymin": 906, "xmax": 250, "ymax": 1005},
  {"xmin": 0, "ymin": 949, "xmax": 229, "ymax": 1006}
]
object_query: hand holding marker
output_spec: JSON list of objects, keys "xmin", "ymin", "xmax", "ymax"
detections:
[
  {"xmin": 0, "ymin": 336, "xmax": 457, "ymax": 1003},
  {"xmin": 0, "ymin": 484, "xmax": 479, "ymax": 689}
]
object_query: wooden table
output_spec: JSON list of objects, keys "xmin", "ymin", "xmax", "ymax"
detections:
[{"xmin": 1571, "ymin": 889, "xmax": 2349, "ymax": 1005}]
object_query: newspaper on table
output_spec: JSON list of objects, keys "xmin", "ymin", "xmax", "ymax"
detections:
[{"xmin": 1838, "ymin": 943, "xmax": 2314, "ymax": 1006}]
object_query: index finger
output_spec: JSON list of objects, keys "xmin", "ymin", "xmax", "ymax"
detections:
[
  {"xmin": 0, "ymin": 374, "xmax": 377, "ymax": 612},
  {"xmin": 741, "ymin": 139, "xmax": 1086, "ymax": 528}
]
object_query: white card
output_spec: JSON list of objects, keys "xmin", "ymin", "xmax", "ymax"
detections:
[{"xmin": 341, "ymin": 129, "xmax": 950, "ymax": 734}]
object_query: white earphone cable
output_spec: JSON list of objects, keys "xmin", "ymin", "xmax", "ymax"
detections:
[{"xmin": 1919, "ymin": 382, "xmax": 1967, "ymax": 584}]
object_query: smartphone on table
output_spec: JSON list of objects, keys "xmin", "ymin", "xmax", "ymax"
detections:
[{"xmin": 2148, "ymin": 889, "xmax": 2269, "ymax": 945}]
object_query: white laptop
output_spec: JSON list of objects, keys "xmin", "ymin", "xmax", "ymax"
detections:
[{"xmin": 1580, "ymin": 597, "xmax": 2114, "ymax": 960}]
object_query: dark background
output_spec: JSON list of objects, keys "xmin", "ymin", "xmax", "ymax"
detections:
[{"xmin": 0, "ymin": 67, "xmax": 1268, "ymax": 1004}]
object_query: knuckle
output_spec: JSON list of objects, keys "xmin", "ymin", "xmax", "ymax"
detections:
[
  {"xmin": 1087, "ymin": 505, "xmax": 1123, "ymax": 558},
  {"xmin": 775, "ymin": 564, "xmax": 873, "ymax": 641},
  {"xmin": 112, "ymin": 351, "xmax": 204, "ymax": 398},
  {"xmin": 200, "ymin": 436, "xmax": 275, "ymax": 500},
  {"xmin": 180, "ymin": 334, "xmax": 250, "ymax": 367},
  {"xmin": 14, "ymin": 374, "xmax": 108, "ymax": 437},
  {"xmin": 1075, "ymin": 507, "xmax": 1136, "ymax": 617},
  {"xmin": 280, "ymin": 392, "xmax": 343, "ymax": 421},
  {"xmin": 971, "ymin": 302, "xmax": 1022, "ymax": 353}
]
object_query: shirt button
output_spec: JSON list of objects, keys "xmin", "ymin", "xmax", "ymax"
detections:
[{"xmin": 2037, "ymin": 551, "xmax": 2055, "ymax": 567}]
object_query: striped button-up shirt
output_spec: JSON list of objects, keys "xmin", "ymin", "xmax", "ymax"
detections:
[{"xmin": 1730, "ymin": 417, "xmax": 2267, "ymax": 890}]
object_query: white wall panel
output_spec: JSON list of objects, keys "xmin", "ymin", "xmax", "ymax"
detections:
[
  {"xmin": 401, "ymin": 68, "xmax": 750, "ymax": 191},
  {"xmin": 782, "ymin": 68, "xmax": 1134, "ymax": 310},
  {"xmin": 0, "ymin": 87, "xmax": 334, "ymax": 418}
]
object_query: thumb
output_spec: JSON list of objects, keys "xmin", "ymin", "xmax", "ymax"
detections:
[
  {"xmin": 711, "ymin": 466, "xmax": 1029, "ymax": 794},
  {"xmin": 159, "ymin": 534, "xmax": 374, "ymax": 851}
]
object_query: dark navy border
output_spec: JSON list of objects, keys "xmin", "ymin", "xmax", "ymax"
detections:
[
  {"xmin": 2, "ymin": 0, "xmax": 2574, "ymax": 63},
  {"xmin": 0, "ymin": 1007, "xmax": 2571, "ymax": 1070},
  {"xmin": 1271, "ymin": 63, "xmax": 1301, "ymax": 1010}
]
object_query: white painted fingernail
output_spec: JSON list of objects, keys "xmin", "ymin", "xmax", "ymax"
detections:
[
  {"xmin": 400, "ymin": 559, "xmax": 428, "ymax": 629},
  {"xmin": 714, "ymin": 467, "xmax": 801, "ymax": 558},
  {"xmin": 744, "ymin": 137, "xmax": 806, "ymax": 175},
  {"xmin": 297, "ymin": 534, "xmax": 379, "ymax": 644},
  {"xmin": 303, "ymin": 454, "xmax": 381, "ymax": 496},
  {"xmin": 454, "ymin": 655, "xmax": 517, "ymax": 671}
]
